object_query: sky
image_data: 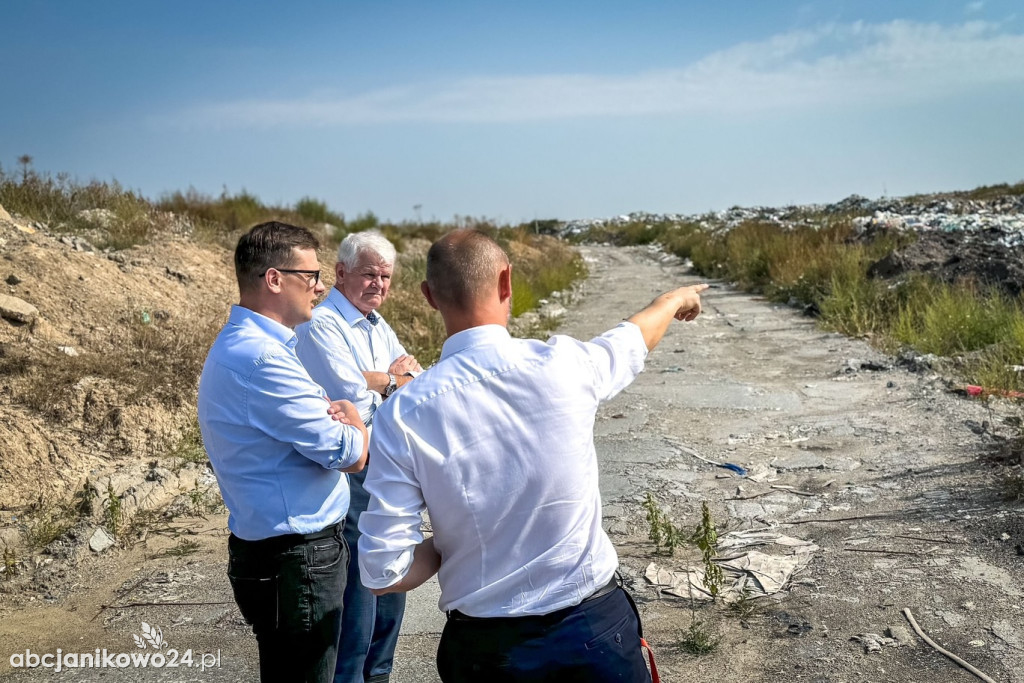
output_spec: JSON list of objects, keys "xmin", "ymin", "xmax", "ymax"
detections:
[{"xmin": 3, "ymin": 1, "xmax": 1023, "ymax": 224}]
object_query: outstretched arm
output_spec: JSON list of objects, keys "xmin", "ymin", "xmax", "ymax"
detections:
[{"xmin": 627, "ymin": 283, "xmax": 709, "ymax": 351}]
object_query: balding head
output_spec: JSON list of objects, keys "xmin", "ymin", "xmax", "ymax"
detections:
[{"xmin": 425, "ymin": 230, "xmax": 510, "ymax": 314}]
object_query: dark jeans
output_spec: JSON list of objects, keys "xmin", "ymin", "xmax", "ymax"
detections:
[
  {"xmin": 437, "ymin": 587, "xmax": 651, "ymax": 683},
  {"xmin": 335, "ymin": 469, "xmax": 406, "ymax": 683},
  {"xmin": 228, "ymin": 522, "xmax": 348, "ymax": 683}
]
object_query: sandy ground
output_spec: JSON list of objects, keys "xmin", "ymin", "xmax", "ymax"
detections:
[{"xmin": 2, "ymin": 244, "xmax": 1022, "ymax": 682}]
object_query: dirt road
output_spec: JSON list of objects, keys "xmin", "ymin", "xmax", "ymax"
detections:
[{"xmin": 2, "ymin": 245, "xmax": 1022, "ymax": 682}]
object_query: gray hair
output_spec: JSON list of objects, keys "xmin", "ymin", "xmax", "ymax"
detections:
[{"xmin": 337, "ymin": 230, "xmax": 396, "ymax": 269}]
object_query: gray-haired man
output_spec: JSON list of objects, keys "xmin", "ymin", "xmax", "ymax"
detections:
[{"xmin": 296, "ymin": 230, "xmax": 421, "ymax": 683}]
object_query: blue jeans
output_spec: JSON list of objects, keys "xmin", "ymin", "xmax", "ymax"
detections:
[
  {"xmin": 228, "ymin": 522, "xmax": 348, "ymax": 683},
  {"xmin": 437, "ymin": 587, "xmax": 651, "ymax": 683},
  {"xmin": 335, "ymin": 469, "xmax": 406, "ymax": 683}
]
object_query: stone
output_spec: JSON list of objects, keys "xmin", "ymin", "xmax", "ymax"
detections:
[
  {"xmin": 0, "ymin": 294, "xmax": 38, "ymax": 325},
  {"xmin": 0, "ymin": 204, "xmax": 11, "ymax": 223},
  {"xmin": 5, "ymin": 274, "xmax": 21, "ymax": 286},
  {"xmin": 89, "ymin": 528, "xmax": 116, "ymax": 553}
]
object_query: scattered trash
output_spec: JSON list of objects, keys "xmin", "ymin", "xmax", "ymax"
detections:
[
  {"xmin": 666, "ymin": 439, "xmax": 747, "ymax": 477},
  {"xmin": 959, "ymin": 384, "xmax": 1024, "ymax": 400},
  {"xmin": 645, "ymin": 529, "xmax": 817, "ymax": 602}
]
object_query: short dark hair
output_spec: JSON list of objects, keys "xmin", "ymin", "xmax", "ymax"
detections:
[
  {"xmin": 235, "ymin": 221, "xmax": 320, "ymax": 291},
  {"xmin": 426, "ymin": 230, "xmax": 509, "ymax": 309}
]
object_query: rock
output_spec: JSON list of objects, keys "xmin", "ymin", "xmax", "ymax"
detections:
[
  {"xmin": 5, "ymin": 274, "xmax": 21, "ymax": 286},
  {"xmin": 165, "ymin": 266, "xmax": 191, "ymax": 284},
  {"xmin": 0, "ymin": 204, "xmax": 11, "ymax": 223},
  {"xmin": 885, "ymin": 624, "xmax": 915, "ymax": 647},
  {"xmin": 57, "ymin": 346, "xmax": 78, "ymax": 357},
  {"xmin": 88, "ymin": 528, "xmax": 116, "ymax": 553},
  {"xmin": 0, "ymin": 294, "xmax": 38, "ymax": 325}
]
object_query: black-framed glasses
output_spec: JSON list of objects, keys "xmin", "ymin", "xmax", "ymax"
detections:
[{"xmin": 261, "ymin": 268, "xmax": 322, "ymax": 286}]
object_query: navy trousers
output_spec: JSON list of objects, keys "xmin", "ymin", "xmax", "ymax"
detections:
[{"xmin": 437, "ymin": 587, "xmax": 651, "ymax": 683}]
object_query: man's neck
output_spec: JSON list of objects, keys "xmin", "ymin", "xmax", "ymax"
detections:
[{"xmin": 238, "ymin": 296, "xmax": 291, "ymax": 328}]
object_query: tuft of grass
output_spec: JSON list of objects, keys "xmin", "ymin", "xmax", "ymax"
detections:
[
  {"xmin": 21, "ymin": 500, "xmax": 76, "ymax": 551},
  {"xmin": 643, "ymin": 493, "xmax": 685, "ymax": 555},
  {"xmin": 103, "ymin": 481, "xmax": 125, "ymax": 537},
  {"xmin": 169, "ymin": 420, "xmax": 208, "ymax": 471},
  {"xmin": 2, "ymin": 543, "xmax": 18, "ymax": 580},
  {"xmin": 679, "ymin": 616, "xmax": 721, "ymax": 655}
]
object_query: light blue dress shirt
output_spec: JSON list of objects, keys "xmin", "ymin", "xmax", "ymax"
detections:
[
  {"xmin": 295, "ymin": 287, "xmax": 409, "ymax": 425},
  {"xmin": 198, "ymin": 305, "xmax": 365, "ymax": 541}
]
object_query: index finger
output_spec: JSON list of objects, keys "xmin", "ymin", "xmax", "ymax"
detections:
[{"xmin": 692, "ymin": 283, "xmax": 710, "ymax": 292}]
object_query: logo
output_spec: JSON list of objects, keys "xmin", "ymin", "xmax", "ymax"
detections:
[
  {"xmin": 132, "ymin": 622, "xmax": 166, "ymax": 650},
  {"xmin": 9, "ymin": 623, "xmax": 221, "ymax": 673}
]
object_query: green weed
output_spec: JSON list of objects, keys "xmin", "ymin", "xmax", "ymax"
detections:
[
  {"xmin": 2, "ymin": 543, "xmax": 18, "ymax": 580},
  {"xmin": 103, "ymin": 481, "xmax": 124, "ymax": 536},
  {"xmin": 21, "ymin": 501, "xmax": 75, "ymax": 550},
  {"xmin": 691, "ymin": 501, "xmax": 724, "ymax": 597},
  {"xmin": 643, "ymin": 493, "xmax": 685, "ymax": 555},
  {"xmin": 679, "ymin": 616, "xmax": 720, "ymax": 655}
]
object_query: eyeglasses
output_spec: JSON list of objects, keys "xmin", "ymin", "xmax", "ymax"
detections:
[{"xmin": 261, "ymin": 268, "xmax": 322, "ymax": 286}]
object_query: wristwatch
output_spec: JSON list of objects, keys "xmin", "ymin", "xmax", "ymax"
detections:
[{"xmin": 383, "ymin": 373, "xmax": 397, "ymax": 398}]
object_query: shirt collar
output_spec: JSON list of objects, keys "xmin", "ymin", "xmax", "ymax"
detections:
[
  {"xmin": 440, "ymin": 324, "xmax": 511, "ymax": 360},
  {"xmin": 328, "ymin": 287, "xmax": 380, "ymax": 329},
  {"xmin": 228, "ymin": 305, "xmax": 297, "ymax": 347}
]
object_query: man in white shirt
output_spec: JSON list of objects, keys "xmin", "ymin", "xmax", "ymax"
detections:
[
  {"xmin": 295, "ymin": 230, "xmax": 421, "ymax": 683},
  {"xmin": 357, "ymin": 229, "xmax": 708, "ymax": 682}
]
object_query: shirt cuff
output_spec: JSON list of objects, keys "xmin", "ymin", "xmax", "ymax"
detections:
[{"xmin": 359, "ymin": 548, "xmax": 414, "ymax": 590}]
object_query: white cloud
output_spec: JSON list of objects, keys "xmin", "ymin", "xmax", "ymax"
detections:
[{"xmin": 168, "ymin": 20, "xmax": 1024, "ymax": 128}]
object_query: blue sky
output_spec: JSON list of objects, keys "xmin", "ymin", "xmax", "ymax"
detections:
[{"xmin": 3, "ymin": 1, "xmax": 1023, "ymax": 223}]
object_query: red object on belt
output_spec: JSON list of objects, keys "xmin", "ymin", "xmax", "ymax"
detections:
[{"xmin": 641, "ymin": 638, "xmax": 660, "ymax": 683}]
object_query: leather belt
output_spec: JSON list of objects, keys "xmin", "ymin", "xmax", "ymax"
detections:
[
  {"xmin": 447, "ymin": 575, "xmax": 620, "ymax": 622},
  {"xmin": 229, "ymin": 520, "xmax": 344, "ymax": 553}
]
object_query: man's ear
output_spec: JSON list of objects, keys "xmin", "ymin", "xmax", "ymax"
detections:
[
  {"xmin": 335, "ymin": 262, "xmax": 346, "ymax": 283},
  {"xmin": 265, "ymin": 267, "xmax": 284, "ymax": 294},
  {"xmin": 421, "ymin": 280, "xmax": 439, "ymax": 311},
  {"xmin": 497, "ymin": 263, "xmax": 512, "ymax": 303}
]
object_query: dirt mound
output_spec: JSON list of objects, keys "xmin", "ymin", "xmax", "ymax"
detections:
[{"xmin": 0, "ymin": 209, "xmax": 235, "ymax": 509}]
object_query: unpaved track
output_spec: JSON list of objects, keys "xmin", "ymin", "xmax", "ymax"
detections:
[{"xmin": 3, "ymin": 245, "xmax": 1022, "ymax": 682}]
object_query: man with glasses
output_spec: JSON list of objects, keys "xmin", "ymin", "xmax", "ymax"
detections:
[
  {"xmin": 296, "ymin": 230, "xmax": 421, "ymax": 683},
  {"xmin": 198, "ymin": 221, "xmax": 369, "ymax": 683}
]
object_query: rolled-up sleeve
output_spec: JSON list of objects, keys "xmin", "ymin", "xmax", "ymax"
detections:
[
  {"xmin": 247, "ymin": 352, "xmax": 364, "ymax": 470},
  {"xmin": 358, "ymin": 411, "xmax": 426, "ymax": 589}
]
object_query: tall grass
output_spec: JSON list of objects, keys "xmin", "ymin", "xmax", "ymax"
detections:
[{"xmin": 588, "ymin": 214, "xmax": 1024, "ymax": 392}]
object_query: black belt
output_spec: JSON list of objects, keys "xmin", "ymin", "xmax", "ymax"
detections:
[
  {"xmin": 229, "ymin": 520, "xmax": 344, "ymax": 554},
  {"xmin": 448, "ymin": 575, "xmax": 620, "ymax": 622}
]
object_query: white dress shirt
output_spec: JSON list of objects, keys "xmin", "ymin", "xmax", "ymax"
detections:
[
  {"xmin": 295, "ymin": 287, "xmax": 409, "ymax": 425},
  {"xmin": 197, "ymin": 306, "xmax": 365, "ymax": 541},
  {"xmin": 358, "ymin": 322, "xmax": 647, "ymax": 617}
]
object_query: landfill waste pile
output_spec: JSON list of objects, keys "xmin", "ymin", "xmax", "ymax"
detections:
[{"xmin": 557, "ymin": 188, "xmax": 1024, "ymax": 298}]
